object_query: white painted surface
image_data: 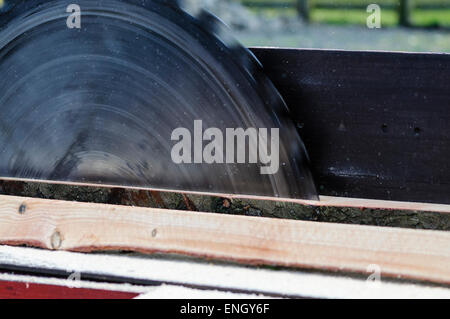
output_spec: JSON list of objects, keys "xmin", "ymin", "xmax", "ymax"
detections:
[
  {"xmin": 0, "ymin": 245, "xmax": 449, "ymax": 299},
  {"xmin": 0, "ymin": 273, "xmax": 261, "ymax": 299},
  {"xmin": 135, "ymin": 285, "xmax": 265, "ymax": 299}
]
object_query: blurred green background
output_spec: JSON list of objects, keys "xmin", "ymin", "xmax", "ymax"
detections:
[
  {"xmin": 210, "ymin": 0, "xmax": 450, "ymax": 52},
  {"xmin": 238, "ymin": 0, "xmax": 450, "ymax": 27}
]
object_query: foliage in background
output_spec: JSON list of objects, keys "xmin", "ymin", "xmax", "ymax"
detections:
[{"xmin": 237, "ymin": 0, "xmax": 450, "ymax": 27}]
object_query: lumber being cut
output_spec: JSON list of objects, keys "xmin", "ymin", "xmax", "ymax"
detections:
[{"xmin": 0, "ymin": 195, "xmax": 448, "ymax": 284}]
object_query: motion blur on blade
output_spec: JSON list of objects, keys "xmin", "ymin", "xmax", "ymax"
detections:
[{"xmin": 0, "ymin": 0, "xmax": 317, "ymax": 200}]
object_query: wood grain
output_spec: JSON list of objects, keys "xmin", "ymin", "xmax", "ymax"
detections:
[
  {"xmin": 0, "ymin": 195, "xmax": 449, "ymax": 284},
  {"xmin": 3, "ymin": 177, "xmax": 450, "ymax": 213}
]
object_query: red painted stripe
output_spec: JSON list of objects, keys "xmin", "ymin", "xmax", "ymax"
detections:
[{"xmin": 0, "ymin": 280, "xmax": 139, "ymax": 299}]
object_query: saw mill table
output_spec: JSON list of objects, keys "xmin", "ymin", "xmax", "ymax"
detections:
[{"xmin": 0, "ymin": 0, "xmax": 448, "ymax": 298}]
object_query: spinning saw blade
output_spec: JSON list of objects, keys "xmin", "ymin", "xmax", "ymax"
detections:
[{"xmin": 0, "ymin": 0, "xmax": 317, "ymax": 200}]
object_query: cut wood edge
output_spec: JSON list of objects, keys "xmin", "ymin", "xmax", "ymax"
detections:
[
  {"xmin": 0, "ymin": 194, "xmax": 449, "ymax": 285},
  {"xmin": 2, "ymin": 177, "xmax": 450, "ymax": 213},
  {"xmin": 314, "ymin": 196, "xmax": 450, "ymax": 214}
]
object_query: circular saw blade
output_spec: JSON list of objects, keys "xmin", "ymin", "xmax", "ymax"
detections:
[{"xmin": 0, "ymin": 0, "xmax": 317, "ymax": 200}]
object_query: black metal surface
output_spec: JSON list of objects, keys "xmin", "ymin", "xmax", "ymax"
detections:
[
  {"xmin": 252, "ymin": 48, "xmax": 450, "ymax": 204},
  {"xmin": 0, "ymin": 0, "xmax": 318, "ymax": 200}
]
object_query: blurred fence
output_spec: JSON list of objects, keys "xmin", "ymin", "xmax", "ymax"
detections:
[{"xmin": 240, "ymin": 0, "xmax": 450, "ymax": 27}]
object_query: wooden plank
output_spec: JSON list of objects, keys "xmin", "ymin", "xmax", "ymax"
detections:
[
  {"xmin": 0, "ymin": 195, "xmax": 448, "ymax": 284},
  {"xmin": 313, "ymin": 195, "xmax": 450, "ymax": 214},
  {"xmin": 251, "ymin": 48, "xmax": 450, "ymax": 205},
  {"xmin": 4, "ymin": 177, "xmax": 450, "ymax": 213}
]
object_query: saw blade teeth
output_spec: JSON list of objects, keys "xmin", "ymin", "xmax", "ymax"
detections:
[
  {"xmin": 193, "ymin": 8, "xmax": 262, "ymax": 79},
  {"xmin": 162, "ymin": 0, "xmax": 264, "ymax": 84},
  {"xmin": 197, "ymin": 9, "xmax": 240, "ymax": 48},
  {"xmin": 175, "ymin": 1, "xmax": 272, "ymax": 108}
]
